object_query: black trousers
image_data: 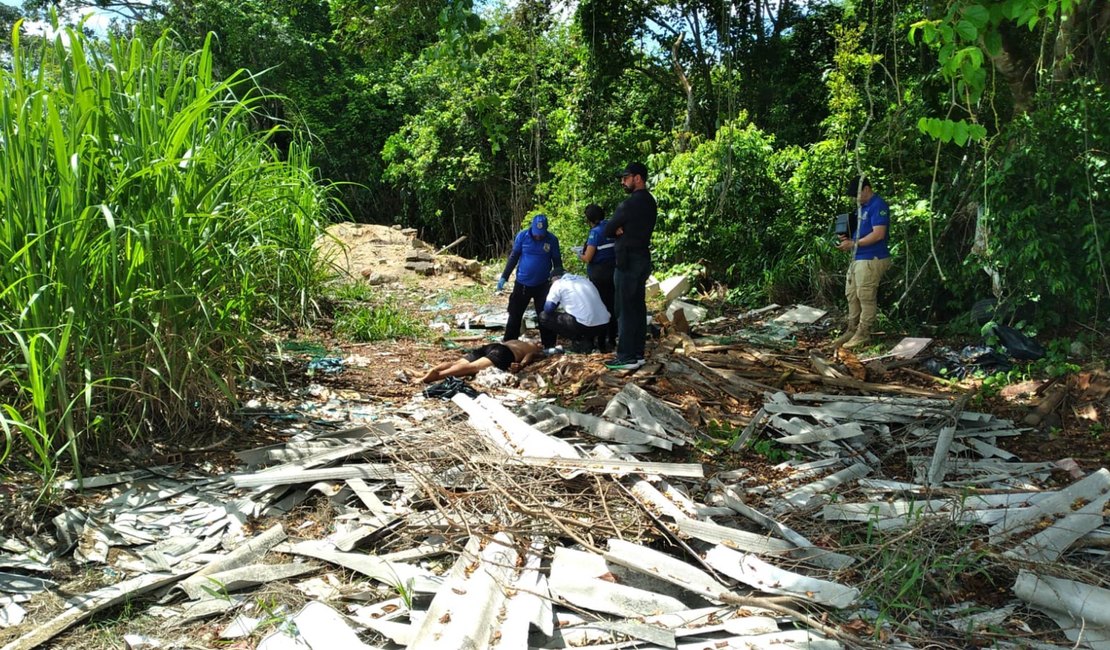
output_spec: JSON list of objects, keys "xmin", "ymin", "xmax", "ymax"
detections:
[
  {"xmin": 588, "ymin": 262, "xmax": 618, "ymax": 348},
  {"xmin": 504, "ymin": 281, "xmax": 556, "ymax": 348},
  {"xmin": 537, "ymin": 311, "xmax": 607, "ymax": 347}
]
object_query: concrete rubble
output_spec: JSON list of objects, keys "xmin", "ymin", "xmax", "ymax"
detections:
[{"xmin": 0, "ymin": 303, "xmax": 1106, "ymax": 649}]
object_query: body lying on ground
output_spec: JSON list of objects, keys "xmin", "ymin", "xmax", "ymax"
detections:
[{"xmin": 421, "ymin": 339, "xmax": 544, "ymax": 383}]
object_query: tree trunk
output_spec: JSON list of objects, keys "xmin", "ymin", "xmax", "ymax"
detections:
[{"xmin": 990, "ymin": 22, "xmax": 1037, "ymax": 113}]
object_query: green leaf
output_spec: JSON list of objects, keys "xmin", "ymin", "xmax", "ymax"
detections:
[
  {"xmin": 940, "ymin": 119, "xmax": 956, "ymax": 142},
  {"xmin": 963, "ymin": 4, "xmax": 990, "ymax": 29},
  {"xmin": 955, "ymin": 20, "xmax": 978, "ymax": 41},
  {"xmin": 984, "ymin": 31, "xmax": 1003, "ymax": 56},
  {"xmin": 953, "ymin": 120, "xmax": 970, "ymax": 146}
]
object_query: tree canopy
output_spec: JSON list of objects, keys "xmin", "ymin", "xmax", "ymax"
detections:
[{"xmin": 9, "ymin": 0, "xmax": 1110, "ymax": 328}]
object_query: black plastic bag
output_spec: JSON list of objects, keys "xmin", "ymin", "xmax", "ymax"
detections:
[
  {"xmin": 922, "ymin": 345, "xmax": 1013, "ymax": 379},
  {"xmin": 989, "ymin": 324, "xmax": 1046, "ymax": 361},
  {"xmin": 423, "ymin": 377, "xmax": 481, "ymax": 400}
]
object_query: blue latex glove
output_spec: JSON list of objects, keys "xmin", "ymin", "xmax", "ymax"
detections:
[{"xmin": 496, "ymin": 277, "xmax": 506, "ymax": 291}]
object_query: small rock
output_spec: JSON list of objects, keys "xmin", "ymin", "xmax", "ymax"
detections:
[{"xmin": 405, "ymin": 261, "xmax": 434, "ymax": 275}]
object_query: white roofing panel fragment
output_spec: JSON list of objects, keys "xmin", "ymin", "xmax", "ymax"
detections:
[
  {"xmin": 673, "ymin": 519, "xmax": 795, "ymax": 557},
  {"xmin": 452, "ymin": 393, "xmax": 580, "ymax": 459},
  {"xmin": 498, "ymin": 537, "xmax": 552, "ymax": 645},
  {"xmin": 231, "ymin": 464, "xmax": 394, "ymax": 489},
  {"xmin": 603, "ymin": 538, "xmax": 727, "ymax": 603},
  {"xmin": 276, "ymin": 539, "xmax": 441, "ymax": 593},
  {"xmin": 256, "ymin": 601, "xmax": 379, "ymax": 650},
  {"xmin": 782, "ymin": 463, "xmax": 871, "ymax": 508},
  {"xmin": 407, "ymin": 532, "xmax": 520, "ymax": 649},
  {"xmin": 1014, "ymin": 570, "xmax": 1110, "ymax": 649},
  {"xmin": 704, "ymin": 545, "xmax": 859, "ymax": 608},
  {"xmin": 775, "ymin": 422, "xmax": 865, "ymax": 445},
  {"xmin": 1, "ymin": 571, "xmax": 188, "ymax": 650},
  {"xmin": 180, "ymin": 563, "xmax": 316, "ymax": 600},
  {"xmin": 719, "ymin": 488, "xmax": 855, "ymax": 570},
  {"xmin": 549, "ymin": 546, "xmax": 687, "ymax": 617},
  {"xmin": 990, "ymin": 468, "xmax": 1110, "ymax": 547},
  {"xmin": 1005, "ymin": 493, "xmax": 1110, "ymax": 562}
]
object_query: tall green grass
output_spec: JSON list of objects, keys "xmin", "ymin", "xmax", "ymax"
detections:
[{"xmin": 0, "ymin": 19, "xmax": 328, "ymax": 490}]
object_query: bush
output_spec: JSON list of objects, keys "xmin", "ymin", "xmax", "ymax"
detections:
[
  {"xmin": 651, "ymin": 119, "xmax": 785, "ymax": 290},
  {"xmin": 334, "ymin": 302, "xmax": 427, "ymax": 342},
  {"xmin": 980, "ymin": 79, "xmax": 1110, "ymax": 326}
]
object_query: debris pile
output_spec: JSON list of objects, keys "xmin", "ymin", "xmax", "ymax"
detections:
[{"xmin": 1, "ymin": 302, "xmax": 1107, "ymax": 649}]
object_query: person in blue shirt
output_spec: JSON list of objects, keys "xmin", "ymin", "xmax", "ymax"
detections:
[
  {"xmin": 578, "ymin": 204, "xmax": 618, "ymax": 352},
  {"xmin": 833, "ymin": 175, "xmax": 892, "ymax": 349},
  {"xmin": 497, "ymin": 213, "xmax": 563, "ymax": 348}
]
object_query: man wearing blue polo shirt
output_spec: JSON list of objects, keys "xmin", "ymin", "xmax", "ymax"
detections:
[
  {"xmin": 578, "ymin": 203, "xmax": 618, "ymax": 352},
  {"xmin": 497, "ymin": 213, "xmax": 563, "ymax": 348},
  {"xmin": 833, "ymin": 175, "xmax": 892, "ymax": 349}
]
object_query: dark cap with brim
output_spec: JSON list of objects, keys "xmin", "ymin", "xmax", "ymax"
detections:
[
  {"xmin": 845, "ymin": 175, "xmax": 869, "ymax": 197},
  {"xmin": 529, "ymin": 213, "xmax": 549, "ymax": 238},
  {"xmin": 616, "ymin": 162, "xmax": 648, "ymax": 179}
]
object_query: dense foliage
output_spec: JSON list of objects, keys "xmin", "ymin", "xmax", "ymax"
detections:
[{"xmin": 0, "ymin": 19, "xmax": 327, "ymax": 484}]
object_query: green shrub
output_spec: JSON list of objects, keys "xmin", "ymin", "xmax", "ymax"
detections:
[
  {"xmin": 334, "ymin": 302, "xmax": 427, "ymax": 342},
  {"xmin": 651, "ymin": 119, "xmax": 785, "ymax": 289},
  {"xmin": 979, "ymin": 80, "xmax": 1110, "ymax": 326}
]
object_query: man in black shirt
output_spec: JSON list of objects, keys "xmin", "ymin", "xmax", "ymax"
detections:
[{"xmin": 603, "ymin": 162, "xmax": 657, "ymax": 370}]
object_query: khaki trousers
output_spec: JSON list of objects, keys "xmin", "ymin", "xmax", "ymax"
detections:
[{"xmin": 844, "ymin": 257, "xmax": 892, "ymax": 333}]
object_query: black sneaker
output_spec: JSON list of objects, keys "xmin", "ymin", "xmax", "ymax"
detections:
[{"xmin": 605, "ymin": 358, "xmax": 644, "ymax": 370}]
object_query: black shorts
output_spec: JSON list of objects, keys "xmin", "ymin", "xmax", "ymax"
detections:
[{"xmin": 464, "ymin": 343, "xmax": 514, "ymax": 371}]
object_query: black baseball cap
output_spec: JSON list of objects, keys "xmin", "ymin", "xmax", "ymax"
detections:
[
  {"xmin": 845, "ymin": 175, "xmax": 870, "ymax": 197},
  {"xmin": 617, "ymin": 162, "xmax": 648, "ymax": 179}
]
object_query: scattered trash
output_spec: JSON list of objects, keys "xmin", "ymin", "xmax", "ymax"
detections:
[
  {"xmin": 921, "ymin": 345, "xmax": 1012, "ymax": 379},
  {"xmin": 307, "ymin": 357, "xmax": 345, "ymax": 374},
  {"xmin": 422, "ymin": 377, "xmax": 480, "ymax": 400},
  {"xmin": 989, "ymin": 324, "xmax": 1046, "ymax": 361}
]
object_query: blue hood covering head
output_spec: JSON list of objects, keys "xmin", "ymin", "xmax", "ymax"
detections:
[{"xmin": 529, "ymin": 214, "xmax": 549, "ymax": 238}]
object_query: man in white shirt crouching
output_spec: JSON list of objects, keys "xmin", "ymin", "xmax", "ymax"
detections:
[{"xmin": 538, "ymin": 274, "xmax": 612, "ymax": 353}]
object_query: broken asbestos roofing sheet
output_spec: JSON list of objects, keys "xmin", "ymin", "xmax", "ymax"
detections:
[{"xmin": 5, "ymin": 349, "xmax": 1109, "ymax": 650}]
